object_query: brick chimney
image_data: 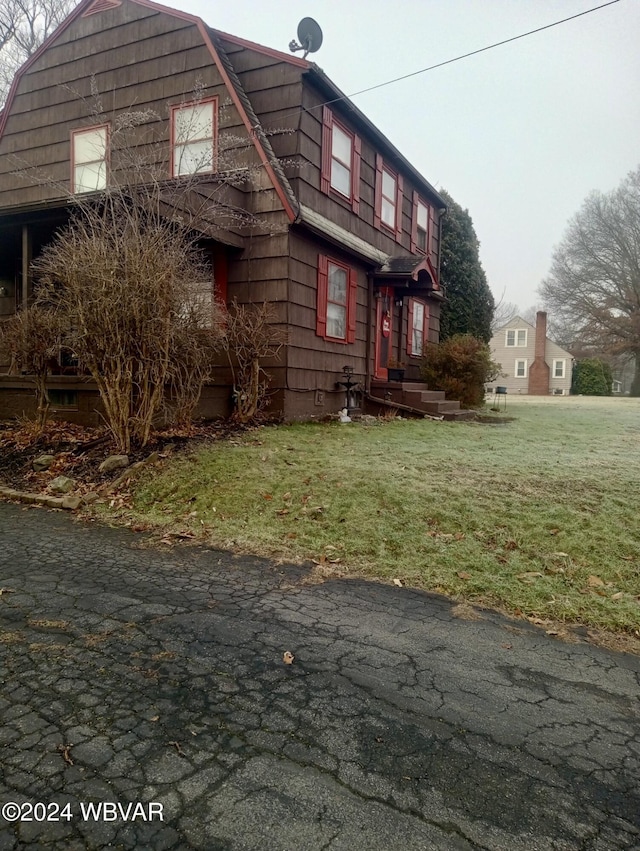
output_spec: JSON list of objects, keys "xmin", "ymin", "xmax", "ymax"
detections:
[{"xmin": 528, "ymin": 311, "xmax": 550, "ymax": 394}]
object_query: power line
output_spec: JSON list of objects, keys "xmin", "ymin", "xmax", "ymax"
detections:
[{"xmin": 326, "ymin": 0, "xmax": 623, "ymax": 105}]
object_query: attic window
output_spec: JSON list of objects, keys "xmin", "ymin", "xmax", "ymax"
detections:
[
  {"xmin": 171, "ymin": 98, "xmax": 218, "ymax": 177},
  {"xmin": 71, "ymin": 125, "xmax": 108, "ymax": 193},
  {"xmin": 82, "ymin": 0, "xmax": 122, "ymax": 16}
]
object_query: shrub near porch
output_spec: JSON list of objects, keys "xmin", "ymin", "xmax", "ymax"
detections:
[{"xmin": 127, "ymin": 398, "xmax": 640, "ymax": 635}]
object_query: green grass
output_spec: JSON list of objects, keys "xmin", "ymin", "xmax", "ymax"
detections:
[{"xmin": 122, "ymin": 397, "xmax": 640, "ymax": 633}]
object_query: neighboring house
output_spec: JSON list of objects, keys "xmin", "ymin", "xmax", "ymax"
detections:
[
  {"xmin": 0, "ymin": 0, "xmax": 447, "ymax": 423},
  {"xmin": 489, "ymin": 312, "xmax": 573, "ymax": 396}
]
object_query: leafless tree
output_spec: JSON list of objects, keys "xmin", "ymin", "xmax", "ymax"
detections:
[
  {"xmin": 0, "ymin": 0, "xmax": 75, "ymax": 105},
  {"xmin": 490, "ymin": 290, "xmax": 519, "ymax": 332},
  {"xmin": 539, "ymin": 165, "xmax": 640, "ymax": 395}
]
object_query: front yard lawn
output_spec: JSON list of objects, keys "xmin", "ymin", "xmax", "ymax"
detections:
[{"xmin": 122, "ymin": 397, "xmax": 640, "ymax": 637}]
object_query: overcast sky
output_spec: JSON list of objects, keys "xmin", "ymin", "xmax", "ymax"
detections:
[{"xmin": 180, "ymin": 0, "xmax": 639, "ymax": 312}]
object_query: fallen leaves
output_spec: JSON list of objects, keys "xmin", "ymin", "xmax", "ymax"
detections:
[
  {"xmin": 56, "ymin": 743, "xmax": 74, "ymax": 766},
  {"xmin": 283, "ymin": 651, "xmax": 294, "ymax": 665},
  {"xmin": 518, "ymin": 571, "xmax": 544, "ymax": 583},
  {"xmin": 168, "ymin": 741, "xmax": 185, "ymax": 757}
]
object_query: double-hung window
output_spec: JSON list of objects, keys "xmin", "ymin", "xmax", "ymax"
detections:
[
  {"xmin": 374, "ymin": 155, "xmax": 403, "ymax": 240},
  {"xmin": 506, "ymin": 328, "xmax": 527, "ymax": 347},
  {"xmin": 321, "ymin": 107, "xmax": 361, "ymax": 212},
  {"xmin": 71, "ymin": 125, "xmax": 108, "ymax": 193},
  {"xmin": 316, "ymin": 255, "xmax": 357, "ymax": 343},
  {"xmin": 407, "ymin": 299, "xmax": 428, "ymax": 357},
  {"xmin": 553, "ymin": 359, "xmax": 565, "ymax": 378},
  {"xmin": 411, "ymin": 194, "xmax": 430, "ymax": 254},
  {"xmin": 515, "ymin": 359, "xmax": 528, "ymax": 378},
  {"xmin": 171, "ymin": 98, "xmax": 217, "ymax": 177}
]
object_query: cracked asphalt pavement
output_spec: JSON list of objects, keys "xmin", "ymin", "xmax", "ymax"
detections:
[{"xmin": 0, "ymin": 502, "xmax": 639, "ymax": 850}]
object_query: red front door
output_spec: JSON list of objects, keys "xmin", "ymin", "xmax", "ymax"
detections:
[{"xmin": 374, "ymin": 287, "xmax": 394, "ymax": 379}]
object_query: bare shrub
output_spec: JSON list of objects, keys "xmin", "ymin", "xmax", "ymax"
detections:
[
  {"xmin": 223, "ymin": 301, "xmax": 287, "ymax": 423},
  {"xmin": 0, "ymin": 305, "xmax": 61, "ymax": 430},
  {"xmin": 33, "ymin": 192, "xmax": 219, "ymax": 452}
]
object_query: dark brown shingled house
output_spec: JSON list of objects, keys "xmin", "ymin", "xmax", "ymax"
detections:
[{"xmin": 0, "ymin": 0, "xmax": 450, "ymax": 423}]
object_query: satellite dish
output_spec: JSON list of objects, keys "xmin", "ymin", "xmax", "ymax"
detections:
[{"xmin": 289, "ymin": 17, "xmax": 323, "ymax": 59}]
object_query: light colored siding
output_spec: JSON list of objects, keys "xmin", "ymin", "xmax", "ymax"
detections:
[{"xmin": 489, "ymin": 316, "xmax": 573, "ymax": 395}]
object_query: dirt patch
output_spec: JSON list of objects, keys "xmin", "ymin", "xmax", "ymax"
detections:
[{"xmin": 0, "ymin": 419, "xmax": 249, "ymax": 495}]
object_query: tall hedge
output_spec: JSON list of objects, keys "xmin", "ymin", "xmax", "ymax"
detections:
[{"xmin": 571, "ymin": 358, "xmax": 612, "ymax": 396}]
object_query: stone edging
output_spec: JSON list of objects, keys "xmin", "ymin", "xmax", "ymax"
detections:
[
  {"xmin": 0, "ymin": 486, "xmax": 87, "ymax": 511},
  {"xmin": 0, "ymin": 450, "xmax": 162, "ymax": 512}
]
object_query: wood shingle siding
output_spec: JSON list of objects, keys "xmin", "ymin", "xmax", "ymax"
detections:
[{"xmin": 0, "ymin": 0, "xmax": 447, "ymax": 424}]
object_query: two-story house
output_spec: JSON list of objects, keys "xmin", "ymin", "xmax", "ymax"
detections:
[
  {"xmin": 489, "ymin": 312, "xmax": 573, "ymax": 396},
  {"xmin": 0, "ymin": 0, "xmax": 449, "ymax": 423}
]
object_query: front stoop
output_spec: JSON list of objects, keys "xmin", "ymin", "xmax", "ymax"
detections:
[{"xmin": 369, "ymin": 381, "xmax": 475, "ymax": 420}]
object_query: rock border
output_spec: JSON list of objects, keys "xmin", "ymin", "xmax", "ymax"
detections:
[
  {"xmin": 0, "ymin": 486, "xmax": 85, "ymax": 511},
  {"xmin": 0, "ymin": 450, "xmax": 161, "ymax": 512}
]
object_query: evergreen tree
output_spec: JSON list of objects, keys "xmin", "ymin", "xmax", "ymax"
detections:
[{"xmin": 438, "ymin": 189, "xmax": 494, "ymax": 343}]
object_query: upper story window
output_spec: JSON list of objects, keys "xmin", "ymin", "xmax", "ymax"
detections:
[
  {"xmin": 506, "ymin": 328, "xmax": 527, "ymax": 347},
  {"xmin": 411, "ymin": 194, "xmax": 430, "ymax": 254},
  {"xmin": 316, "ymin": 254, "xmax": 357, "ymax": 344},
  {"xmin": 321, "ymin": 107, "xmax": 361, "ymax": 213},
  {"xmin": 374, "ymin": 154, "xmax": 403, "ymax": 241},
  {"xmin": 171, "ymin": 97, "xmax": 217, "ymax": 177},
  {"xmin": 381, "ymin": 168, "xmax": 397, "ymax": 228},
  {"xmin": 71, "ymin": 125, "xmax": 108, "ymax": 193},
  {"xmin": 407, "ymin": 298, "xmax": 428, "ymax": 357}
]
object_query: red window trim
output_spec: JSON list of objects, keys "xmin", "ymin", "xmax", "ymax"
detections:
[
  {"xmin": 374, "ymin": 155, "xmax": 403, "ymax": 242},
  {"xmin": 170, "ymin": 96, "xmax": 218, "ymax": 178},
  {"xmin": 411, "ymin": 191, "xmax": 430, "ymax": 255},
  {"xmin": 316, "ymin": 254, "xmax": 357, "ymax": 344},
  {"xmin": 70, "ymin": 123, "xmax": 110, "ymax": 194},
  {"xmin": 321, "ymin": 107, "xmax": 361, "ymax": 214},
  {"xmin": 407, "ymin": 298, "xmax": 429, "ymax": 357}
]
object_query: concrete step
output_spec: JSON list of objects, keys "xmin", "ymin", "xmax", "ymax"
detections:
[
  {"xmin": 442, "ymin": 409, "xmax": 476, "ymax": 421},
  {"xmin": 421, "ymin": 400, "xmax": 461, "ymax": 414},
  {"xmin": 371, "ymin": 380, "xmax": 436, "ymax": 390},
  {"xmin": 406, "ymin": 390, "xmax": 447, "ymax": 403}
]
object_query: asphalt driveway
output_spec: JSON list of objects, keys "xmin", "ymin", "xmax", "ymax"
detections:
[{"xmin": 0, "ymin": 502, "xmax": 638, "ymax": 850}]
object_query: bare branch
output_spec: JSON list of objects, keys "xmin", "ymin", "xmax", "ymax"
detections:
[{"xmin": 539, "ymin": 164, "xmax": 640, "ymax": 394}]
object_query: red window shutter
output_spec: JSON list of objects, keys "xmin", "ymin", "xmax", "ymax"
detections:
[
  {"xmin": 316, "ymin": 254, "xmax": 328, "ymax": 338},
  {"xmin": 347, "ymin": 268, "xmax": 358, "ymax": 343},
  {"xmin": 395, "ymin": 174, "xmax": 404, "ymax": 242},
  {"xmin": 428, "ymin": 204, "xmax": 436, "ymax": 258},
  {"xmin": 410, "ymin": 191, "xmax": 419, "ymax": 253},
  {"xmin": 351, "ymin": 134, "xmax": 361, "ymax": 214},
  {"xmin": 321, "ymin": 107, "xmax": 333, "ymax": 195},
  {"xmin": 374, "ymin": 153, "xmax": 383, "ymax": 229}
]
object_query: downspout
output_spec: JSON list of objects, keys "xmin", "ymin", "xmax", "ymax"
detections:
[
  {"xmin": 437, "ymin": 206, "xmax": 446, "ymax": 283},
  {"xmin": 365, "ymin": 271, "xmax": 374, "ymax": 394}
]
